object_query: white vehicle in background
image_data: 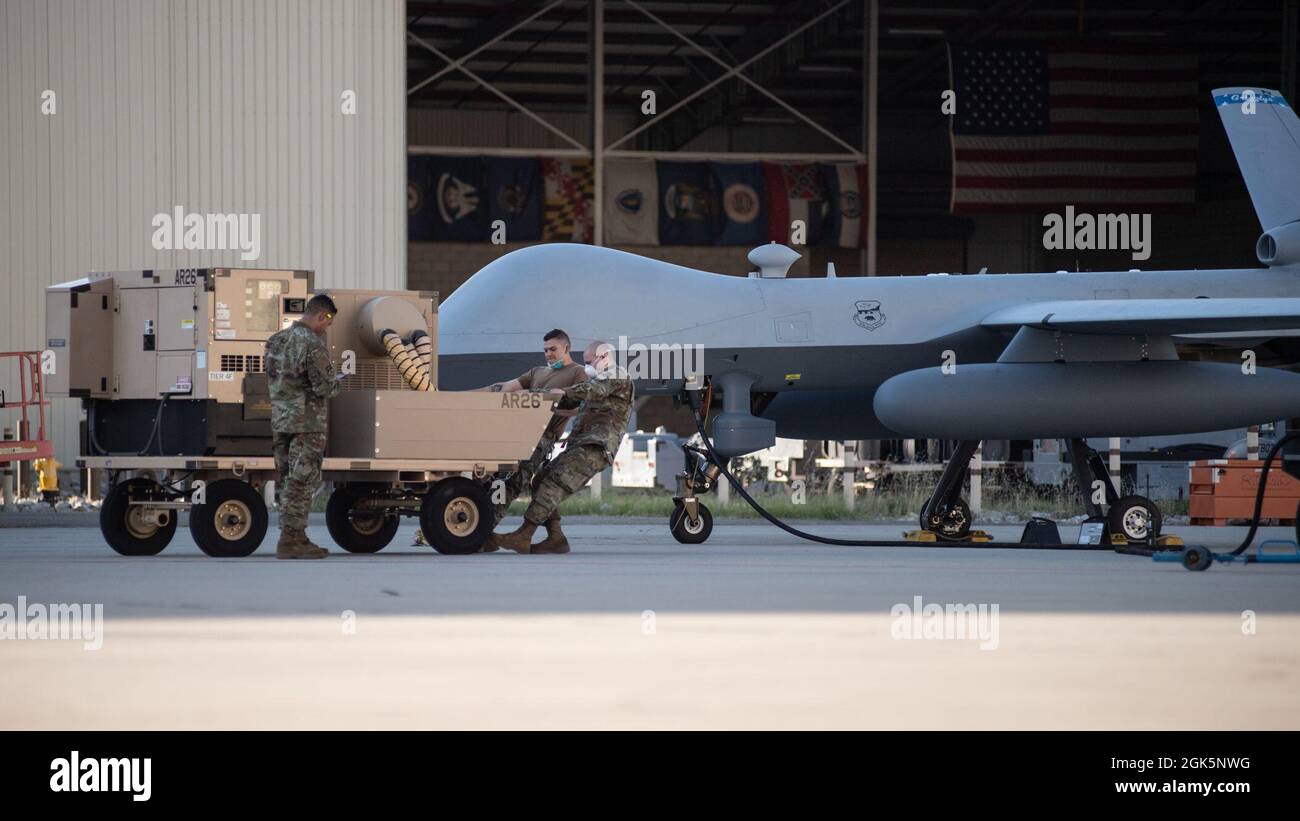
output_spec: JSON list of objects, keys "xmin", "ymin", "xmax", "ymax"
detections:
[
  {"xmin": 747, "ymin": 437, "xmax": 805, "ymax": 483},
  {"xmin": 612, "ymin": 428, "xmax": 685, "ymax": 491}
]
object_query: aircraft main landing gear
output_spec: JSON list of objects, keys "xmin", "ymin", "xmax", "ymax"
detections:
[
  {"xmin": 917, "ymin": 440, "xmax": 980, "ymax": 541},
  {"xmin": 1066, "ymin": 438, "xmax": 1162, "ymax": 545}
]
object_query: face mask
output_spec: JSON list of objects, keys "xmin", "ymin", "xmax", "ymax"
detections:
[
  {"xmin": 548, "ymin": 359, "xmax": 565, "ymax": 370},
  {"xmin": 584, "ymin": 364, "xmax": 599, "ymax": 379}
]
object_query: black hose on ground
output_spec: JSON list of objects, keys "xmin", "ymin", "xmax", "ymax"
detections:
[
  {"xmin": 687, "ymin": 406, "xmax": 1105, "ymax": 550},
  {"xmin": 1227, "ymin": 431, "xmax": 1299, "ymax": 556}
]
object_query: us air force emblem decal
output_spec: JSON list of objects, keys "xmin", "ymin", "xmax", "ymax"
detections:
[{"xmin": 853, "ymin": 300, "xmax": 886, "ymax": 331}]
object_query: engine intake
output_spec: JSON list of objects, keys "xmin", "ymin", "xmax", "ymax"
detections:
[{"xmin": 1256, "ymin": 220, "xmax": 1300, "ymax": 267}]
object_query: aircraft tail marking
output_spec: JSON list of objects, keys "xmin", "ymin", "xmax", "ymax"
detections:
[{"xmin": 1214, "ymin": 87, "xmax": 1300, "ymax": 232}]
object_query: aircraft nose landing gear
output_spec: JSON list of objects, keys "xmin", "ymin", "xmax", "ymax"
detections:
[{"xmin": 670, "ymin": 443, "xmax": 720, "ymax": 545}]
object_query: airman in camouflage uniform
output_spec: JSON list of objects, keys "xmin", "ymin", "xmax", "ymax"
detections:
[
  {"xmin": 495, "ymin": 340, "xmax": 634, "ymax": 554},
  {"xmin": 264, "ymin": 294, "xmax": 339, "ymax": 559},
  {"xmin": 411, "ymin": 329, "xmax": 585, "ymax": 549}
]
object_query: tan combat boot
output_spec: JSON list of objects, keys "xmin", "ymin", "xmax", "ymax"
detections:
[
  {"xmin": 532, "ymin": 515, "xmax": 570, "ymax": 554},
  {"xmin": 495, "ymin": 520, "xmax": 540, "ymax": 554},
  {"xmin": 478, "ymin": 533, "xmax": 501, "ymax": 553},
  {"xmin": 276, "ymin": 528, "xmax": 327, "ymax": 560}
]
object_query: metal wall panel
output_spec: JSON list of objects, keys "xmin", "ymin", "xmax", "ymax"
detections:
[{"xmin": 0, "ymin": 0, "xmax": 407, "ymax": 470}]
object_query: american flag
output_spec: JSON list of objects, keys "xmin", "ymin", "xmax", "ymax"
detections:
[{"xmin": 948, "ymin": 42, "xmax": 1199, "ymax": 212}]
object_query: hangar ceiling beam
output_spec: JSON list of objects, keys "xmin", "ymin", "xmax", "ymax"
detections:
[
  {"xmin": 652, "ymin": 0, "xmax": 854, "ymax": 151},
  {"xmin": 880, "ymin": 0, "xmax": 1032, "ymax": 106},
  {"xmin": 407, "ymin": 29, "xmax": 588, "ymax": 152},
  {"xmin": 607, "ymin": 0, "xmax": 861, "ymax": 158},
  {"xmin": 408, "ymin": 0, "xmax": 574, "ymax": 98}
]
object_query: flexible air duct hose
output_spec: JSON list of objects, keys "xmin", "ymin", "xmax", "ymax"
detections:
[
  {"xmin": 381, "ymin": 329, "xmax": 431, "ymax": 391},
  {"xmin": 410, "ymin": 329, "xmax": 434, "ymax": 377}
]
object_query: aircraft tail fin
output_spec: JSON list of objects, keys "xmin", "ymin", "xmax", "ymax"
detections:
[{"xmin": 1214, "ymin": 87, "xmax": 1300, "ymax": 231}]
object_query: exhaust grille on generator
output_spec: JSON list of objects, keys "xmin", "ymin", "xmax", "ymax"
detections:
[
  {"xmin": 339, "ymin": 360, "xmax": 416, "ymax": 391},
  {"xmin": 218, "ymin": 355, "xmax": 264, "ymax": 373}
]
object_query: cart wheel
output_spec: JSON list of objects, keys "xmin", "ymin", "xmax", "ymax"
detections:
[
  {"xmin": 670, "ymin": 501, "xmax": 713, "ymax": 544},
  {"xmin": 100, "ymin": 477, "xmax": 177, "ymax": 556},
  {"xmin": 1109, "ymin": 495, "xmax": 1162, "ymax": 543},
  {"xmin": 189, "ymin": 478, "xmax": 268, "ymax": 558},
  {"xmin": 419, "ymin": 477, "xmax": 493, "ymax": 554},
  {"xmin": 1182, "ymin": 545, "xmax": 1214, "ymax": 572},
  {"xmin": 326, "ymin": 485, "xmax": 399, "ymax": 553}
]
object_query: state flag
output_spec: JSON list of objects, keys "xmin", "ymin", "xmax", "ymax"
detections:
[
  {"xmin": 711, "ymin": 162, "xmax": 766, "ymax": 246},
  {"xmin": 603, "ymin": 158, "xmax": 659, "ymax": 245},
  {"xmin": 486, "ymin": 157, "xmax": 542, "ymax": 242}
]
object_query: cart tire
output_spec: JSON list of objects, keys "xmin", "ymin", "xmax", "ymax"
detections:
[
  {"xmin": 419, "ymin": 477, "xmax": 493, "ymax": 554},
  {"xmin": 1182, "ymin": 545, "xmax": 1214, "ymax": 572},
  {"xmin": 326, "ymin": 485, "xmax": 399, "ymax": 553},
  {"xmin": 100, "ymin": 477, "xmax": 177, "ymax": 556},
  {"xmin": 670, "ymin": 501, "xmax": 713, "ymax": 544},
  {"xmin": 189, "ymin": 479, "xmax": 268, "ymax": 558}
]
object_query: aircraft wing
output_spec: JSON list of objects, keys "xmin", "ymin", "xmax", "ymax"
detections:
[{"xmin": 981, "ymin": 298, "xmax": 1300, "ymax": 334}]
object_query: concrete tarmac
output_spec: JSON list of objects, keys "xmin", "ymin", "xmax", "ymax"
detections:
[{"xmin": 2, "ymin": 518, "xmax": 1298, "ymax": 729}]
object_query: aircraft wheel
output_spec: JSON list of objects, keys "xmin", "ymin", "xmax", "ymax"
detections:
[
  {"xmin": 1182, "ymin": 545, "xmax": 1214, "ymax": 571},
  {"xmin": 189, "ymin": 479, "xmax": 268, "ymax": 558},
  {"xmin": 670, "ymin": 501, "xmax": 713, "ymax": 544},
  {"xmin": 326, "ymin": 485, "xmax": 399, "ymax": 553},
  {"xmin": 100, "ymin": 477, "xmax": 177, "ymax": 556},
  {"xmin": 923, "ymin": 498, "xmax": 972, "ymax": 540},
  {"xmin": 1109, "ymin": 495, "xmax": 1162, "ymax": 543},
  {"xmin": 420, "ymin": 477, "xmax": 493, "ymax": 555}
]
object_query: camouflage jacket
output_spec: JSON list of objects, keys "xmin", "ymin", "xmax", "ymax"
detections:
[
  {"xmin": 561, "ymin": 371, "xmax": 634, "ymax": 458},
  {"xmin": 265, "ymin": 322, "xmax": 340, "ymax": 433}
]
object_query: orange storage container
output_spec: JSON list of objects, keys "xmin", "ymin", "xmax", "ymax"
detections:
[{"xmin": 1188, "ymin": 459, "xmax": 1300, "ymax": 526}]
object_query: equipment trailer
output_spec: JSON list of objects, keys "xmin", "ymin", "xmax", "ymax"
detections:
[{"xmin": 48, "ymin": 268, "xmax": 552, "ymax": 557}]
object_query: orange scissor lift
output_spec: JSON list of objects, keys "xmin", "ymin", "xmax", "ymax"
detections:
[{"xmin": 0, "ymin": 352, "xmax": 54, "ymax": 470}]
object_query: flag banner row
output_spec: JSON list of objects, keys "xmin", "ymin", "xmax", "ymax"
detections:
[{"xmin": 410, "ymin": 155, "xmax": 868, "ymax": 248}]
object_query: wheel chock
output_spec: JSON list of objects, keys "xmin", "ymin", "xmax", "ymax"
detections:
[
  {"xmin": 902, "ymin": 530, "xmax": 938, "ymax": 542},
  {"xmin": 968, "ymin": 530, "xmax": 992, "ymax": 543},
  {"xmin": 1155, "ymin": 534, "xmax": 1184, "ymax": 547}
]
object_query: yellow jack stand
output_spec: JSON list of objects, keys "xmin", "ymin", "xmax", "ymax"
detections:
[
  {"xmin": 1109, "ymin": 533, "xmax": 1184, "ymax": 548},
  {"xmin": 903, "ymin": 529, "xmax": 993, "ymax": 543}
]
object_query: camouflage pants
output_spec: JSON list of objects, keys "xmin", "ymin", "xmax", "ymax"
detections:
[
  {"xmin": 273, "ymin": 431, "xmax": 326, "ymax": 531},
  {"xmin": 523, "ymin": 443, "xmax": 609, "ymax": 525},
  {"xmin": 494, "ymin": 433, "xmax": 557, "ymax": 524}
]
